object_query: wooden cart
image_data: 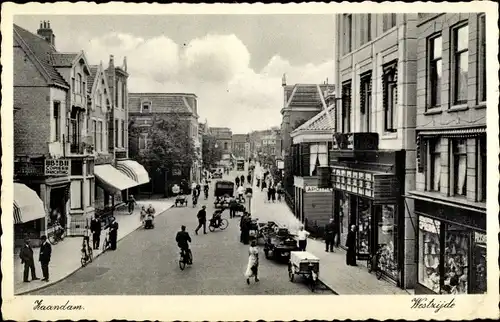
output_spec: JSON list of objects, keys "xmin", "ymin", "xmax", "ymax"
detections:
[{"xmin": 288, "ymin": 251, "xmax": 320, "ymax": 292}]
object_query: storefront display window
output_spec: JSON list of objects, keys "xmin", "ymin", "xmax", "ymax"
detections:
[
  {"xmin": 357, "ymin": 197, "xmax": 371, "ymax": 255},
  {"xmin": 418, "ymin": 216, "xmax": 441, "ymax": 293},
  {"xmin": 339, "ymin": 193, "xmax": 350, "ymax": 248},
  {"xmin": 377, "ymin": 205, "xmax": 398, "ymax": 278},
  {"xmin": 472, "ymin": 232, "xmax": 486, "ymax": 294},
  {"xmin": 442, "ymin": 224, "xmax": 469, "ymax": 294}
]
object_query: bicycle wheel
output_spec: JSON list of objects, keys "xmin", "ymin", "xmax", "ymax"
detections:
[
  {"xmin": 219, "ymin": 219, "xmax": 229, "ymax": 230},
  {"xmin": 188, "ymin": 251, "xmax": 193, "ymax": 264},
  {"xmin": 48, "ymin": 234, "xmax": 58, "ymax": 245},
  {"xmin": 179, "ymin": 257, "xmax": 186, "ymax": 270},
  {"xmin": 208, "ymin": 224, "xmax": 216, "ymax": 232}
]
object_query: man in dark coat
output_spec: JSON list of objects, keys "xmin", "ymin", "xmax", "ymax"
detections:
[
  {"xmin": 107, "ymin": 217, "xmax": 119, "ymax": 250},
  {"xmin": 346, "ymin": 225, "xmax": 357, "ymax": 266},
  {"xmin": 229, "ymin": 197, "xmax": 238, "ymax": 218},
  {"xmin": 195, "ymin": 205, "xmax": 207, "ymax": 235},
  {"xmin": 20, "ymin": 237, "xmax": 39, "ymax": 282},
  {"xmin": 241, "ymin": 213, "xmax": 251, "ymax": 245},
  {"xmin": 240, "ymin": 175, "xmax": 245, "ymax": 185},
  {"xmin": 247, "ymin": 174, "xmax": 252, "ymax": 185},
  {"xmin": 239, "ymin": 213, "xmax": 248, "ymax": 243},
  {"xmin": 235, "ymin": 176, "xmax": 240, "ymax": 187},
  {"xmin": 324, "ymin": 218, "xmax": 336, "ymax": 252},
  {"xmin": 90, "ymin": 215, "xmax": 101, "ymax": 249},
  {"xmin": 39, "ymin": 235, "xmax": 52, "ymax": 281}
]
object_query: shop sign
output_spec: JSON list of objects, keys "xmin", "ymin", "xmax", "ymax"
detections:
[
  {"xmin": 44, "ymin": 159, "xmax": 70, "ymax": 176},
  {"xmin": 276, "ymin": 160, "xmax": 284, "ymax": 169},
  {"xmin": 419, "ymin": 216, "xmax": 440, "ymax": 234},
  {"xmin": 331, "ymin": 166, "xmax": 374, "ymax": 198},
  {"xmin": 474, "ymin": 232, "xmax": 486, "ymax": 244},
  {"xmin": 305, "ymin": 186, "xmax": 333, "ymax": 193}
]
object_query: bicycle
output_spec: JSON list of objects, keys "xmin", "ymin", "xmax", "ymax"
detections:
[
  {"xmin": 208, "ymin": 217, "xmax": 229, "ymax": 232},
  {"xmin": 179, "ymin": 248, "xmax": 193, "ymax": 270},
  {"xmin": 48, "ymin": 225, "xmax": 65, "ymax": 245},
  {"xmin": 367, "ymin": 243, "xmax": 386, "ymax": 280}
]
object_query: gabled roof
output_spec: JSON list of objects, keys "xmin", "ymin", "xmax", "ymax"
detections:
[
  {"xmin": 128, "ymin": 93, "xmax": 197, "ymax": 115},
  {"xmin": 291, "ymin": 105, "xmax": 336, "ymax": 136},
  {"xmin": 286, "ymin": 84, "xmax": 335, "ymax": 108},
  {"xmin": 50, "ymin": 52, "xmax": 78, "ymax": 67},
  {"xmin": 88, "ymin": 65, "xmax": 99, "ymax": 91},
  {"xmin": 13, "ymin": 24, "xmax": 68, "ymax": 88}
]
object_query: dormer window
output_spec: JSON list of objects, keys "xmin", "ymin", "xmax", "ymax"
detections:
[{"xmin": 141, "ymin": 101, "xmax": 152, "ymax": 113}]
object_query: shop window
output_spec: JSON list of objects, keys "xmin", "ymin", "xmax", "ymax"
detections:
[
  {"xmin": 471, "ymin": 232, "xmax": 487, "ymax": 293},
  {"xmin": 418, "ymin": 216, "xmax": 441, "ymax": 293},
  {"xmin": 383, "ymin": 13, "xmax": 397, "ymax": 32},
  {"xmin": 360, "ymin": 72, "xmax": 372, "ymax": 132},
  {"xmin": 71, "ymin": 160, "xmax": 83, "ymax": 175},
  {"xmin": 339, "ymin": 193, "xmax": 350, "ymax": 248},
  {"xmin": 341, "ymin": 81, "xmax": 352, "ymax": 133},
  {"xmin": 452, "ymin": 24, "xmax": 469, "ymax": 105},
  {"xmin": 443, "ymin": 224, "xmax": 470, "ymax": 294},
  {"xmin": 377, "ymin": 205, "xmax": 398, "ymax": 278},
  {"xmin": 383, "ymin": 61, "xmax": 398, "ymax": 132},
  {"xmin": 477, "ymin": 14, "xmax": 486, "ymax": 103},
  {"xmin": 428, "ymin": 138, "xmax": 442, "ymax": 192},
  {"xmin": 343, "ymin": 14, "xmax": 352, "ymax": 55},
  {"xmin": 428, "ymin": 35, "xmax": 443, "ymax": 108},
  {"xmin": 309, "ymin": 143, "xmax": 328, "ymax": 176},
  {"xmin": 477, "ymin": 136, "xmax": 486, "ymax": 202},
  {"xmin": 357, "ymin": 197, "xmax": 371, "ymax": 256},
  {"xmin": 70, "ymin": 180, "xmax": 83, "ymax": 210},
  {"xmin": 451, "ymin": 139, "xmax": 467, "ymax": 197}
]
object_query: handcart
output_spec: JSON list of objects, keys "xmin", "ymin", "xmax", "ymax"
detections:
[{"xmin": 288, "ymin": 251, "xmax": 320, "ymax": 292}]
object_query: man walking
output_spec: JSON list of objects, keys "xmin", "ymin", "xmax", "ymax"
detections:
[
  {"xmin": 324, "ymin": 218, "xmax": 335, "ymax": 252},
  {"xmin": 90, "ymin": 215, "xmax": 101, "ymax": 249},
  {"xmin": 106, "ymin": 217, "xmax": 119, "ymax": 250},
  {"xmin": 39, "ymin": 235, "xmax": 52, "ymax": 282},
  {"xmin": 195, "ymin": 205, "xmax": 207, "ymax": 235},
  {"xmin": 127, "ymin": 194, "xmax": 138, "ymax": 215},
  {"xmin": 229, "ymin": 197, "xmax": 238, "ymax": 218},
  {"xmin": 20, "ymin": 237, "xmax": 39, "ymax": 282}
]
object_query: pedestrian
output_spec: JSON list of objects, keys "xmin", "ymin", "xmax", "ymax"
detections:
[
  {"xmin": 195, "ymin": 205, "xmax": 207, "ymax": 235},
  {"xmin": 242, "ymin": 214, "xmax": 251, "ymax": 245},
  {"xmin": 127, "ymin": 194, "xmax": 138, "ymax": 214},
  {"xmin": 39, "ymin": 235, "xmax": 52, "ymax": 282},
  {"xmin": 107, "ymin": 217, "xmax": 119, "ymax": 250},
  {"xmin": 270, "ymin": 185, "xmax": 276, "ymax": 202},
  {"xmin": 267, "ymin": 184, "xmax": 272, "ymax": 202},
  {"xmin": 245, "ymin": 240, "xmax": 260, "ymax": 284},
  {"xmin": 346, "ymin": 225, "xmax": 357, "ymax": 266},
  {"xmin": 247, "ymin": 174, "xmax": 252, "ymax": 185},
  {"xmin": 139, "ymin": 206, "xmax": 147, "ymax": 223},
  {"xmin": 239, "ymin": 213, "xmax": 247, "ymax": 243},
  {"xmin": 261, "ymin": 179, "xmax": 266, "ymax": 192},
  {"xmin": 276, "ymin": 181, "xmax": 283, "ymax": 201},
  {"xmin": 196, "ymin": 182, "xmax": 201, "ymax": 197},
  {"xmin": 235, "ymin": 176, "xmax": 240, "ymax": 187},
  {"xmin": 324, "ymin": 218, "xmax": 335, "ymax": 252},
  {"xmin": 256, "ymin": 173, "xmax": 261, "ymax": 188},
  {"xmin": 297, "ymin": 225, "xmax": 310, "ymax": 251},
  {"xmin": 90, "ymin": 215, "xmax": 102, "ymax": 249},
  {"xmin": 229, "ymin": 197, "xmax": 237, "ymax": 218},
  {"xmin": 20, "ymin": 237, "xmax": 39, "ymax": 283},
  {"xmin": 240, "ymin": 175, "xmax": 245, "ymax": 185}
]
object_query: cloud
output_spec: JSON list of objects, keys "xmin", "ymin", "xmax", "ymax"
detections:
[{"xmin": 73, "ymin": 32, "xmax": 333, "ymax": 133}]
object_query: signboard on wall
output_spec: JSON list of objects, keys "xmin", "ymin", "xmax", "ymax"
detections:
[
  {"xmin": 276, "ymin": 160, "xmax": 284, "ymax": 169},
  {"xmin": 305, "ymin": 186, "xmax": 333, "ymax": 193},
  {"xmin": 44, "ymin": 159, "xmax": 70, "ymax": 176}
]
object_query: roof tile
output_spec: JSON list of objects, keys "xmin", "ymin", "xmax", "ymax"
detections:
[{"xmin": 128, "ymin": 93, "xmax": 195, "ymax": 114}]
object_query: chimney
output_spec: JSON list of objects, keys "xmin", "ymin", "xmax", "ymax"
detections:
[
  {"xmin": 281, "ymin": 73, "xmax": 286, "ymax": 87},
  {"xmin": 37, "ymin": 20, "xmax": 56, "ymax": 47},
  {"xmin": 109, "ymin": 54, "xmax": 115, "ymax": 69},
  {"xmin": 123, "ymin": 56, "xmax": 127, "ymax": 72}
]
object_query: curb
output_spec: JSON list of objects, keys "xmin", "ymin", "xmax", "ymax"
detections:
[{"xmin": 15, "ymin": 203, "xmax": 174, "ymax": 295}]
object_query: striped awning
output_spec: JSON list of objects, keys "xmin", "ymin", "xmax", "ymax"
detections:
[
  {"xmin": 14, "ymin": 183, "xmax": 46, "ymax": 224},
  {"xmin": 418, "ymin": 127, "xmax": 486, "ymax": 137},
  {"xmin": 116, "ymin": 160, "xmax": 150, "ymax": 185},
  {"xmin": 95, "ymin": 164, "xmax": 140, "ymax": 193}
]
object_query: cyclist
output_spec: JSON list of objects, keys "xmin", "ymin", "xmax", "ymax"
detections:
[{"xmin": 175, "ymin": 225, "xmax": 192, "ymax": 264}]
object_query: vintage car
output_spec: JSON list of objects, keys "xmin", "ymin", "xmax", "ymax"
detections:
[
  {"xmin": 263, "ymin": 227, "xmax": 299, "ymax": 261},
  {"xmin": 214, "ymin": 180, "xmax": 234, "ymax": 208}
]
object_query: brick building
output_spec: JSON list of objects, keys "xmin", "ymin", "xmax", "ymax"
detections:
[
  {"xmin": 128, "ymin": 93, "xmax": 200, "ymax": 195},
  {"xmin": 407, "ymin": 13, "xmax": 487, "ymax": 295},
  {"xmin": 232, "ymin": 134, "xmax": 249, "ymax": 159},
  {"xmin": 209, "ymin": 127, "xmax": 233, "ymax": 166}
]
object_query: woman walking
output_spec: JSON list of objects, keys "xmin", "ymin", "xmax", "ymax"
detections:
[{"xmin": 245, "ymin": 240, "xmax": 260, "ymax": 284}]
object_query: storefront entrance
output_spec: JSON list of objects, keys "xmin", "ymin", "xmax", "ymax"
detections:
[{"xmin": 48, "ymin": 185, "xmax": 69, "ymax": 231}]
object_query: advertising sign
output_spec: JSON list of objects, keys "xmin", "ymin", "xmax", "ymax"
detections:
[
  {"xmin": 44, "ymin": 159, "xmax": 70, "ymax": 176},
  {"xmin": 305, "ymin": 186, "xmax": 333, "ymax": 193}
]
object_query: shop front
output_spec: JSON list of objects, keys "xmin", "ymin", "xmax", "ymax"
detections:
[
  {"xmin": 116, "ymin": 159, "xmax": 150, "ymax": 201},
  {"xmin": 13, "ymin": 183, "xmax": 47, "ymax": 248},
  {"xmin": 411, "ymin": 196, "xmax": 486, "ymax": 294}
]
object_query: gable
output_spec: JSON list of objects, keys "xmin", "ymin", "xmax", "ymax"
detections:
[{"xmin": 14, "ymin": 43, "xmax": 49, "ymax": 87}]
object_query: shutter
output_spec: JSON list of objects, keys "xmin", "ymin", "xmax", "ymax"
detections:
[
  {"xmin": 301, "ymin": 143, "xmax": 311, "ymax": 177},
  {"xmin": 318, "ymin": 166, "xmax": 332, "ymax": 188}
]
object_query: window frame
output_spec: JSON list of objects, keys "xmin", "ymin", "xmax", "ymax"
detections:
[
  {"xmin": 476, "ymin": 135, "xmax": 486, "ymax": 202},
  {"xmin": 341, "ymin": 80, "xmax": 352, "ymax": 133},
  {"xmin": 451, "ymin": 23, "xmax": 469, "ymax": 106},
  {"xmin": 477, "ymin": 14, "xmax": 486, "ymax": 103},
  {"xmin": 427, "ymin": 138, "xmax": 442, "ymax": 192},
  {"xmin": 53, "ymin": 101, "xmax": 61, "ymax": 141},
  {"xmin": 360, "ymin": 72, "xmax": 372, "ymax": 132},
  {"xmin": 343, "ymin": 14, "xmax": 352, "ymax": 55},
  {"xmin": 114, "ymin": 119, "xmax": 119, "ymax": 147},
  {"xmin": 121, "ymin": 120, "xmax": 125, "ymax": 147},
  {"xmin": 383, "ymin": 13, "xmax": 397, "ymax": 32},
  {"xmin": 383, "ymin": 61, "xmax": 398, "ymax": 133},
  {"xmin": 428, "ymin": 34, "xmax": 443, "ymax": 109},
  {"xmin": 450, "ymin": 138, "xmax": 468, "ymax": 197}
]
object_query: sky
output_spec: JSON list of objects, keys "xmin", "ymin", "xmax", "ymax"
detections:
[{"xmin": 15, "ymin": 15, "xmax": 336, "ymax": 133}]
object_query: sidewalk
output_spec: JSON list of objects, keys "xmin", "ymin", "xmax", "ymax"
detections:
[
  {"xmin": 14, "ymin": 198, "xmax": 174, "ymax": 295},
  {"xmin": 251, "ymin": 166, "xmax": 409, "ymax": 295}
]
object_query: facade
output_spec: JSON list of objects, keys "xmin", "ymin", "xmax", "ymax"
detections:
[
  {"xmin": 210, "ymin": 127, "xmax": 233, "ymax": 165},
  {"xmin": 232, "ymin": 134, "xmax": 249, "ymax": 159},
  {"xmin": 331, "ymin": 13, "xmax": 418, "ymax": 289},
  {"xmin": 407, "ymin": 13, "xmax": 487, "ymax": 295},
  {"xmin": 128, "ymin": 92, "xmax": 199, "ymax": 194}
]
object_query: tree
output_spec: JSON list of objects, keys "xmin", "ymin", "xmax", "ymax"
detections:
[{"xmin": 202, "ymin": 134, "xmax": 223, "ymax": 169}]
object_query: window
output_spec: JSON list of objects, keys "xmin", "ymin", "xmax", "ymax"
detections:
[
  {"xmin": 477, "ymin": 136, "xmax": 486, "ymax": 202},
  {"xmin": 472, "ymin": 232, "xmax": 487, "ymax": 294},
  {"xmin": 224, "ymin": 142, "xmax": 228, "ymax": 150},
  {"xmin": 121, "ymin": 120, "xmax": 125, "ymax": 147},
  {"xmin": 71, "ymin": 160, "xmax": 83, "ymax": 175},
  {"xmin": 478, "ymin": 15, "xmax": 486, "ymax": 102},
  {"xmin": 452, "ymin": 24, "xmax": 469, "ymax": 105},
  {"xmin": 71, "ymin": 77, "xmax": 75, "ymax": 92},
  {"xmin": 141, "ymin": 102, "xmax": 151, "ymax": 113},
  {"xmin": 96, "ymin": 121, "xmax": 102, "ymax": 152},
  {"xmin": 96, "ymin": 90, "xmax": 102, "ymax": 108},
  {"xmin": 428, "ymin": 138, "xmax": 442, "ymax": 191},
  {"xmin": 383, "ymin": 13, "xmax": 397, "ymax": 32},
  {"xmin": 87, "ymin": 178, "xmax": 94, "ymax": 206},
  {"xmin": 360, "ymin": 72, "xmax": 372, "ymax": 132},
  {"xmin": 341, "ymin": 81, "xmax": 352, "ymax": 133},
  {"xmin": 51, "ymin": 101, "xmax": 60, "ymax": 141},
  {"xmin": 76, "ymin": 74, "xmax": 82, "ymax": 94},
  {"xmin": 383, "ymin": 62, "xmax": 398, "ymax": 132},
  {"xmin": 361, "ymin": 14, "xmax": 372, "ymax": 45},
  {"xmin": 452, "ymin": 139, "xmax": 467, "ymax": 197},
  {"xmin": 92, "ymin": 119, "xmax": 97, "ymax": 149},
  {"xmin": 70, "ymin": 180, "xmax": 83, "ymax": 209},
  {"xmin": 115, "ymin": 119, "xmax": 119, "ymax": 147},
  {"xmin": 343, "ymin": 14, "xmax": 352, "ymax": 55},
  {"xmin": 428, "ymin": 35, "xmax": 443, "ymax": 108},
  {"xmin": 122, "ymin": 82, "xmax": 126, "ymax": 109},
  {"xmin": 139, "ymin": 133, "xmax": 148, "ymax": 150},
  {"xmin": 309, "ymin": 143, "xmax": 328, "ymax": 176},
  {"xmin": 115, "ymin": 80, "xmax": 119, "ymax": 106}
]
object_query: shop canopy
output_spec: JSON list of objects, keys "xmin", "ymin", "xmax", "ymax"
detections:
[
  {"xmin": 14, "ymin": 183, "xmax": 46, "ymax": 224},
  {"xmin": 94, "ymin": 164, "xmax": 140, "ymax": 194},
  {"xmin": 116, "ymin": 160, "xmax": 150, "ymax": 185}
]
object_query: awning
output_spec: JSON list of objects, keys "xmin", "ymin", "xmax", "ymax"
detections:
[
  {"xmin": 116, "ymin": 160, "xmax": 150, "ymax": 185},
  {"xmin": 14, "ymin": 183, "xmax": 46, "ymax": 224},
  {"xmin": 94, "ymin": 164, "xmax": 140, "ymax": 193}
]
